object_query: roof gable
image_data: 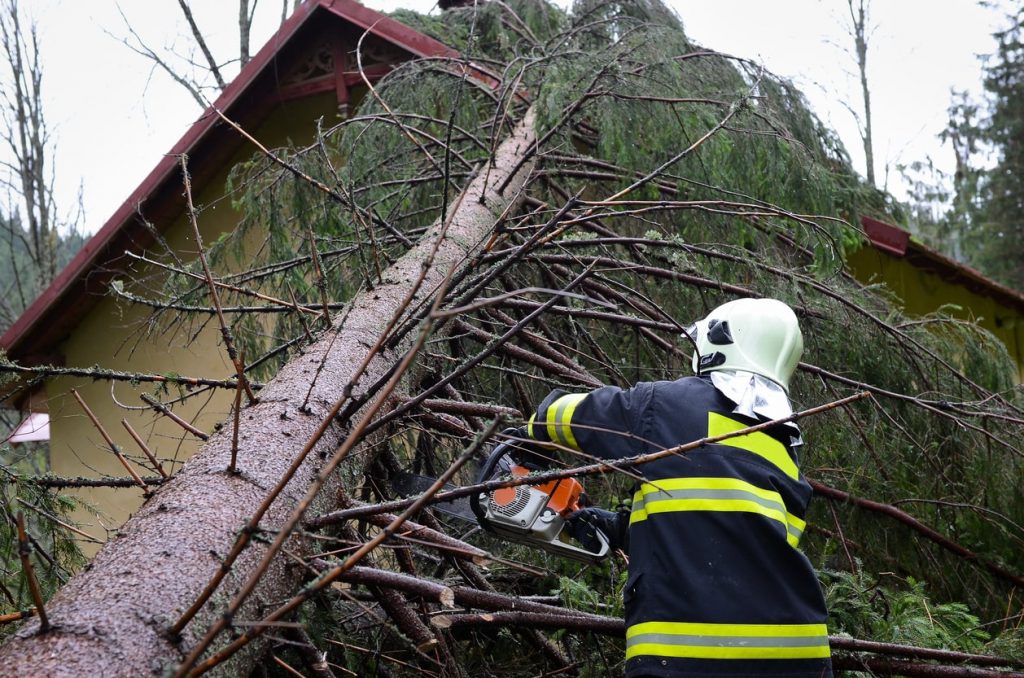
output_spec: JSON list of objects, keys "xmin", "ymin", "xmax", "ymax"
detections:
[{"xmin": 1, "ymin": 0, "xmax": 456, "ymax": 364}]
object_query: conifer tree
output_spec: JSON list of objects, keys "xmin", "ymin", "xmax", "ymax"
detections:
[
  {"xmin": 0, "ymin": 1, "xmax": 1022, "ymax": 675},
  {"xmin": 976, "ymin": 2, "xmax": 1024, "ymax": 289}
]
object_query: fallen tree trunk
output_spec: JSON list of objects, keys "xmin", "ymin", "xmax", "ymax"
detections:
[{"xmin": 0, "ymin": 108, "xmax": 537, "ymax": 677}]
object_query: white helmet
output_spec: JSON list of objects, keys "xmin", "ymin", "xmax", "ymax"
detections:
[{"xmin": 685, "ymin": 298, "xmax": 803, "ymax": 393}]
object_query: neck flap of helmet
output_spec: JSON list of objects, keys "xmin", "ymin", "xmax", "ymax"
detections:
[{"xmin": 707, "ymin": 370, "xmax": 802, "ymax": 442}]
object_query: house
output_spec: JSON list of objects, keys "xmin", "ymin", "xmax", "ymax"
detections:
[
  {"xmin": 4, "ymin": 0, "xmax": 1021, "ymax": 555},
  {"xmin": 848, "ymin": 216, "xmax": 1024, "ymax": 382},
  {"xmin": 0, "ymin": 0, "xmax": 460, "ymax": 552}
]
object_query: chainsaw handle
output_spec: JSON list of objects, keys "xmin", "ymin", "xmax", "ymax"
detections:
[
  {"xmin": 475, "ymin": 434, "xmax": 516, "ymax": 485},
  {"xmin": 557, "ymin": 523, "xmax": 612, "ymax": 561}
]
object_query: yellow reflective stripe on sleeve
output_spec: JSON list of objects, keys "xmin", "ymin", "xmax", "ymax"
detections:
[
  {"xmin": 787, "ymin": 512, "xmax": 806, "ymax": 546},
  {"xmin": 629, "ymin": 477, "xmax": 805, "ymax": 547},
  {"xmin": 630, "ymin": 486, "xmax": 648, "ymax": 523},
  {"xmin": 707, "ymin": 412, "xmax": 799, "ymax": 480},
  {"xmin": 544, "ymin": 393, "xmax": 586, "ymax": 450},
  {"xmin": 626, "ymin": 621, "xmax": 830, "ymax": 660},
  {"xmin": 526, "ymin": 413, "xmax": 537, "ymax": 440}
]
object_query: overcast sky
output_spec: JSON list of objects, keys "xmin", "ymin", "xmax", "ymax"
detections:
[{"xmin": 16, "ymin": 1, "xmax": 1007, "ymax": 235}]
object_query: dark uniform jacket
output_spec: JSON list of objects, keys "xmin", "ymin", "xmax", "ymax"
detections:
[{"xmin": 528, "ymin": 375, "xmax": 833, "ymax": 678}]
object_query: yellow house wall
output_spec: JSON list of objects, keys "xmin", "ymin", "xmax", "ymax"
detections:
[
  {"xmin": 45, "ymin": 92, "xmax": 344, "ymax": 554},
  {"xmin": 847, "ymin": 245, "xmax": 1024, "ymax": 383}
]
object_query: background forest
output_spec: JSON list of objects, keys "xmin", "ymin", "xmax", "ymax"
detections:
[
  {"xmin": 903, "ymin": 1, "xmax": 1024, "ymax": 292},
  {"xmin": 0, "ymin": 0, "xmax": 1023, "ymax": 676}
]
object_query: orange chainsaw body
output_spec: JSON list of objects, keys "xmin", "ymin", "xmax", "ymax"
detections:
[
  {"xmin": 490, "ymin": 462, "xmax": 586, "ymax": 517},
  {"xmin": 474, "ymin": 441, "xmax": 609, "ymax": 564}
]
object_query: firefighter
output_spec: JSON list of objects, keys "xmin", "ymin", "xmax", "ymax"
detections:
[{"xmin": 526, "ymin": 298, "xmax": 832, "ymax": 677}]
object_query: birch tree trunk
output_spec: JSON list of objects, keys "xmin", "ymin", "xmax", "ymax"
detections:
[{"xmin": 0, "ymin": 108, "xmax": 537, "ymax": 677}]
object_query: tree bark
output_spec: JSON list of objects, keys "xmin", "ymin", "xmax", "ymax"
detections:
[
  {"xmin": 848, "ymin": 0, "xmax": 875, "ymax": 186},
  {"xmin": 0, "ymin": 108, "xmax": 537, "ymax": 676}
]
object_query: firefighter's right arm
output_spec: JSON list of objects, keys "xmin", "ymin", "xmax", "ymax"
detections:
[{"xmin": 525, "ymin": 384, "xmax": 650, "ymax": 460}]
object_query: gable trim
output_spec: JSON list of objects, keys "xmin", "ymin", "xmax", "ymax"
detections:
[{"xmin": 0, "ymin": 0, "xmax": 456, "ymax": 362}]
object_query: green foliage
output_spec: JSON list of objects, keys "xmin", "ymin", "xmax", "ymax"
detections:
[
  {"xmin": 557, "ymin": 574, "xmax": 604, "ymax": 612},
  {"xmin": 556, "ymin": 568, "xmax": 625, "ymax": 618},
  {"xmin": 393, "ymin": 0, "xmax": 566, "ymax": 60},
  {"xmin": 987, "ymin": 626, "xmax": 1024, "ymax": 663},
  {"xmin": 129, "ymin": 0, "xmax": 1024, "ymax": 672},
  {"xmin": 524, "ymin": 9, "xmax": 885, "ymax": 271},
  {"xmin": 0, "ymin": 460, "xmax": 86, "ymax": 638},
  {"xmin": 823, "ymin": 568, "xmax": 991, "ymax": 652},
  {"xmin": 905, "ymin": 4, "xmax": 1024, "ymax": 289},
  {"xmin": 973, "ymin": 3, "xmax": 1024, "ymax": 289},
  {"xmin": 902, "ymin": 91, "xmax": 985, "ymax": 263},
  {"xmin": 0, "ymin": 213, "xmax": 86, "ymax": 332}
]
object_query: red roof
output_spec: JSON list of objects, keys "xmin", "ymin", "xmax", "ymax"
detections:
[
  {"xmin": 1, "ymin": 0, "xmax": 457, "ymax": 364},
  {"xmin": 860, "ymin": 216, "xmax": 1024, "ymax": 314}
]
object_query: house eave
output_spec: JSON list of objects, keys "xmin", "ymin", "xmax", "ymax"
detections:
[
  {"xmin": 0, "ymin": 0, "xmax": 457, "ymax": 364},
  {"xmin": 860, "ymin": 215, "xmax": 1024, "ymax": 315}
]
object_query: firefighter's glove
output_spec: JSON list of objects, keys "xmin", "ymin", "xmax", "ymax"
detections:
[{"xmin": 566, "ymin": 507, "xmax": 627, "ymax": 553}]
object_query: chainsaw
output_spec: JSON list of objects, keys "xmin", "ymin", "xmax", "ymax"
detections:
[{"xmin": 468, "ymin": 432, "xmax": 610, "ymax": 564}]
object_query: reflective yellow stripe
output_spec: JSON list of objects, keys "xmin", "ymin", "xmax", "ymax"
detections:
[
  {"xmin": 544, "ymin": 393, "xmax": 586, "ymax": 450},
  {"xmin": 788, "ymin": 513, "xmax": 806, "ymax": 546},
  {"xmin": 631, "ymin": 486, "xmax": 648, "ymax": 523},
  {"xmin": 630, "ymin": 478, "xmax": 804, "ymax": 547},
  {"xmin": 626, "ymin": 621, "xmax": 830, "ymax": 660},
  {"xmin": 628, "ymin": 621, "xmax": 829, "ymax": 639},
  {"xmin": 707, "ymin": 412, "xmax": 798, "ymax": 480}
]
